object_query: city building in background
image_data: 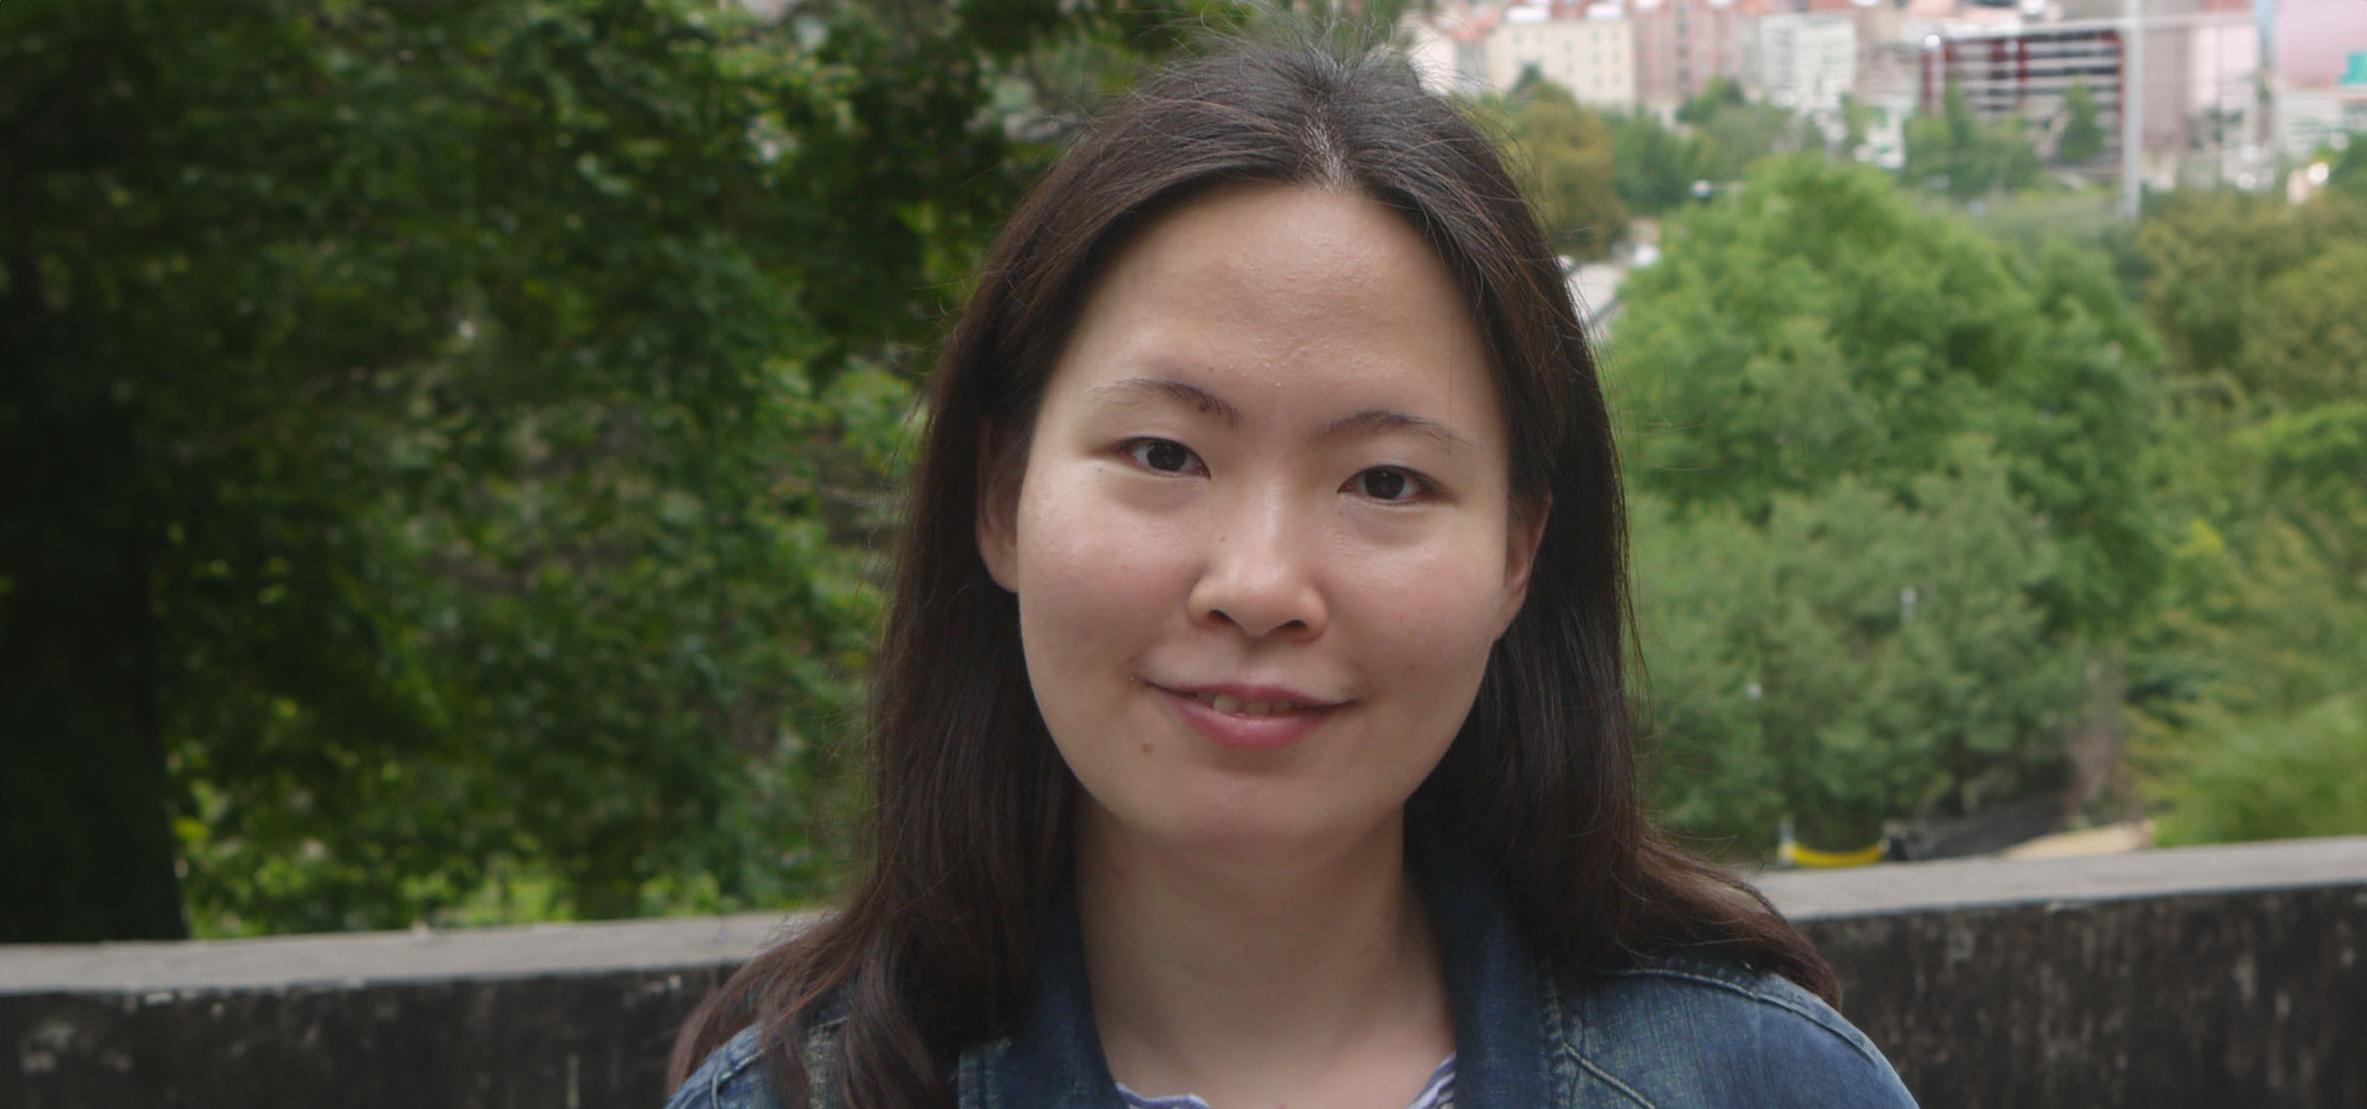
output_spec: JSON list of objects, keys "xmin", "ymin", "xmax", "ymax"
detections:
[
  {"xmin": 1918, "ymin": 22, "xmax": 2129, "ymax": 158},
  {"xmin": 2278, "ymin": 66, "xmax": 2367, "ymax": 156},
  {"xmin": 1751, "ymin": 9, "xmax": 1861, "ymax": 111},
  {"xmin": 1915, "ymin": 0, "xmax": 2268, "ymax": 185},
  {"xmin": 1487, "ymin": 0, "xmax": 1640, "ymax": 108},
  {"xmin": 1408, "ymin": 0, "xmax": 2361, "ymax": 190},
  {"xmin": 1632, "ymin": 0, "xmax": 1761, "ymax": 111},
  {"xmin": 2268, "ymin": 0, "xmax": 2367, "ymax": 163}
]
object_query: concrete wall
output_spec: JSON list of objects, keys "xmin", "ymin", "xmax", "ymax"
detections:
[
  {"xmin": 1766, "ymin": 836, "xmax": 2367, "ymax": 1107},
  {"xmin": 8, "ymin": 837, "xmax": 2364, "ymax": 1108}
]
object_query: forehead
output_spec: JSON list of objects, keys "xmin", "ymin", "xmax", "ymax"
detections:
[{"xmin": 1049, "ymin": 183, "xmax": 1501, "ymax": 439}]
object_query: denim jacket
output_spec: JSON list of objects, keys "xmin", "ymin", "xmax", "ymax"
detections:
[{"xmin": 665, "ymin": 844, "xmax": 1918, "ymax": 1109}]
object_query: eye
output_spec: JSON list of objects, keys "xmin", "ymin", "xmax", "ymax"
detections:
[
  {"xmin": 1122, "ymin": 437, "xmax": 1204, "ymax": 476},
  {"xmin": 1349, "ymin": 466, "xmax": 1428, "ymax": 503}
]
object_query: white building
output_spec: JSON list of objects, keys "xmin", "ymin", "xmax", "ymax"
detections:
[
  {"xmin": 1750, "ymin": 12, "xmax": 1859, "ymax": 112},
  {"xmin": 1484, "ymin": 2, "xmax": 1639, "ymax": 110},
  {"xmin": 1405, "ymin": 6, "xmax": 1500, "ymax": 94},
  {"xmin": 2278, "ymin": 83, "xmax": 2367, "ymax": 158}
]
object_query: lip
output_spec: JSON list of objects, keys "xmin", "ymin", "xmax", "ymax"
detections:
[{"xmin": 1154, "ymin": 682, "xmax": 1347, "ymax": 750}]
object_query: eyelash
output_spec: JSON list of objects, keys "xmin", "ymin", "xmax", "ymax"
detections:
[{"xmin": 1116, "ymin": 438, "xmax": 1436, "ymax": 504}]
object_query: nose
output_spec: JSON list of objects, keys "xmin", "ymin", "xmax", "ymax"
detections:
[{"xmin": 1186, "ymin": 489, "xmax": 1328, "ymax": 640}]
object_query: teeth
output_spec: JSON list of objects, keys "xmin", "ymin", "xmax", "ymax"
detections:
[{"xmin": 1198, "ymin": 693, "xmax": 1298, "ymax": 716}]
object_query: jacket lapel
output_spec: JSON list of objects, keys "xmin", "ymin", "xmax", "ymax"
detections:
[
  {"xmin": 958, "ymin": 884, "xmax": 1117, "ymax": 1108},
  {"xmin": 1416, "ymin": 831, "xmax": 1557, "ymax": 1107},
  {"xmin": 956, "ymin": 836, "xmax": 1558, "ymax": 1108}
]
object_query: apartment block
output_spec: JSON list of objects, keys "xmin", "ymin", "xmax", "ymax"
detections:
[{"xmin": 1485, "ymin": 1, "xmax": 1640, "ymax": 109}]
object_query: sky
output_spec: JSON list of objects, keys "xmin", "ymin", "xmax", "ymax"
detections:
[{"xmin": 2270, "ymin": 0, "xmax": 2367, "ymax": 85}]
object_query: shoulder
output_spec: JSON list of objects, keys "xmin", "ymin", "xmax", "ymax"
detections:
[
  {"xmin": 659, "ymin": 1000, "xmax": 853, "ymax": 1109},
  {"xmin": 1547, "ymin": 952, "xmax": 1918, "ymax": 1108},
  {"xmin": 661, "ymin": 1024, "xmax": 779, "ymax": 1109}
]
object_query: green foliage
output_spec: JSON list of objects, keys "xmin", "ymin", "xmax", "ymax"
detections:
[
  {"xmin": 2149, "ymin": 695, "xmax": 2367, "ymax": 845},
  {"xmin": 1902, "ymin": 83, "xmax": 2045, "ymax": 200},
  {"xmin": 1613, "ymin": 156, "xmax": 2163, "ymax": 849},
  {"xmin": 1635, "ymin": 443, "xmax": 2078, "ymax": 845},
  {"xmin": 1675, "ymin": 76, "xmax": 1746, "ymax": 126},
  {"xmin": 1685, "ymin": 98, "xmax": 1816, "ymax": 185},
  {"xmin": 1963, "ymin": 189, "xmax": 2123, "ymax": 261},
  {"xmin": 2140, "ymin": 494, "xmax": 2367, "ymax": 844},
  {"xmin": 2328, "ymin": 135, "xmax": 2367, "ymax": 196},
  {"xmin": 2238, "ymin": 242, "xmax": 2367, "ymax": 409},
  {"xmin": 1836, "ymin": 94, "xmax": 1876, "ymax": 161},
  {"xmin": 1614, "ymin": 155, "xmax": 2161, "ymax": 635},
  {"xmin": 1499, "ymin": 82, "xmax": 1626, "ymax": 260},
  {"xmin": 2138, "ymin": 404, "xmax": 2366, "ymax": 739},
  {"xmin": 2054, "ymin": 81, "xmax": 2106, "ymax": 166},
  {"xmin": 2129, "ymin": 183, "xmax": 2367, "ymax": 848},
  {"xmin": 2133, "ymin": 188, "xmax": 2367, "ymax": 404},
  {"xmin": 1607, "ymin": 109, "xmax": 1696, "ymax": 215},
  {"xmin": 0, "ymin": 0, "xmax": 1217, "ymax": 939},
  {"xmin": 1597, "ymin": 85, "xmax": 1817, "ymax": 218}
]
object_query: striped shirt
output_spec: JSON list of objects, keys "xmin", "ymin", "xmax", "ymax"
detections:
[{"xmin": 1114, "ymin": 1053, "xmax": 1456, "ymax": 1109}]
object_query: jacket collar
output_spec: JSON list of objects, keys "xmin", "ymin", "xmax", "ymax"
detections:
[{"xmin": 957, "ymin": 831, "xmax": 1555, "ymax": 1107}]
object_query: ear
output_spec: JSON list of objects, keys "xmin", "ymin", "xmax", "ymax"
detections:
[
  {"xmin": 975, "ymin": 422, "xmax": 1020, "ymax": 594},
  {"xmin": 1497, "ymin": 493, "xmax": 1550, "ymax": 637}
]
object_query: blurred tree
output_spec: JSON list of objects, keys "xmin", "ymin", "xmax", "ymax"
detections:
[
  {"xmin": 2236, "ymin": 242, "xmax": 2367, "ymax": 410},
  {"xmin": 2126, "ymin": 176, "xmax": 2367, "ymax": 846},
  {"xmin": 2055, "ymin": 81, "xmax": 2106, "ymax": 165},
  {"xmin": 1634, "ymin": 444, "xmax": 2077, "ymax": 847},
  {"xmin": 1608, "ymin": 109, "xmax": 1696, "ymax": 215},
  {"xmin": 2136, "ymin": 402, "xmax": 2367, "ymax": 843},
  {"xmin": 1501, "ymin": 80, "xmax": 1627, "ymax": 259},
  {"xmin": 0, "ymin": 0, "xmax": 1223, "ymax": 940},
  {"xmin": 1615, "ymin": 156, "xmax": 2160, "ymax": 635},
  {"xmin": 1836, "ymin": 93, "xmax": 1877, "ymax": 160},
  {"xmin": 1903, "ymin": 83, "xmax": 2044, "ymax": 200},
  {"xmin": 2327, "ymin": 134, "xmax": 2367, "ymax": 196},
  {"xmin": 1610, "ymin": 156, "xmax": 2164, "ymax": 846},
  {"xmin": 2134, "ymin": 188, "xmax": 2367, "ymax": 408},
  {"xmin": 1675, "ymin": 76, "xmax": 1747, "ymax": 126},
  {"xmin": 1685, "ymin": 97, "xmax": 1815, "ymax": 185},
  {"xmin": 1601, "ymin": 83, "xmax": 1814, "ymax": 212}
]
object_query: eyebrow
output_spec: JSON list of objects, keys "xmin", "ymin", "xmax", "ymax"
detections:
[{"xmin": 1086, "ymin": 376, "xmax": 1476, "ymax": 453}]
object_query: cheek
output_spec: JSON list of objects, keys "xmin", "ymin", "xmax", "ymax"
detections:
[
  {"xmin": 1009, "ymin": 477, "xmax": 1188, "ymax": 677},
  {"xmin": 1348, "ymin": 534, "xmax": 1510, "ymax": 736},
  {"xmin": 1359, "ymin": 528, "xmax": 1509, "ymax": 651}
]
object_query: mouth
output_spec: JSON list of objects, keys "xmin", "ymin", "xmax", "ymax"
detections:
[
  {"xmin": 1151, "ymin": 682, "xmax": 1348, "ymax": 750},
  {"xmin": 1181, "ymin": 690, "xmax": 1324, "ymax": 717}
]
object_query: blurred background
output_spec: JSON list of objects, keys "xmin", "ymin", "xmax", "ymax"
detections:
[{"xmin": 3, "ymin": 0, "xmax": 2363, "ymax": 949}]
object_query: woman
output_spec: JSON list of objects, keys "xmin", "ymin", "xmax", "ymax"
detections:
[{"xmin": 666, "ymin": 33, "xmax": 1917, "ymax": 1109}]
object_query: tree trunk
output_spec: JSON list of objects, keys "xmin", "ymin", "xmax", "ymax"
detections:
[{"xmin": 1, "ymin": 317, "xmax": 187, "ymax": 941}]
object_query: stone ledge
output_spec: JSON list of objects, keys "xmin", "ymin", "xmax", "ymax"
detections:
[
  {"xmin": 0, "ymin": 908, "xmax": 818, "ymax": 995},
  {"xmin": 12, "ymin": 837, "xmax": 2358, "ymax": 995},
  {"xmin": 1757, "ymin": 833, "xmax": 2367, "ymax": 918},
  {"xmin": 7, "ymin": 836, "xmax": 2365, "ymax": 1108}
]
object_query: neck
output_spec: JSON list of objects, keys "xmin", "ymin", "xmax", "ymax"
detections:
[{"xmin": 1074, "ymin": 806, "xmax": 1453, "ymax": 1101}]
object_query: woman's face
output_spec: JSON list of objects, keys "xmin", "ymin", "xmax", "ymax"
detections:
[{"xmin": 979, "ymin": 183, "xmax": 1542, "ymax": 862}]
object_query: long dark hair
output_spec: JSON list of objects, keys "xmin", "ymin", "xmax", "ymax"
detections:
[{"xmin": 671, "ymin": 33, "xmax": 1834, "ymax": 1108}]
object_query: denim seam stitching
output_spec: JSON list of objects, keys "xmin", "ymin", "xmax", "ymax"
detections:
[
  {"xmin": 1598, "ymin": 967, "xmax": 1890, "ymax": 1071},
  {"xmin": 1567, "ymin": 1050, "xmax": 1660, "ymax": 1109},
  {"xmin": 1549, "ymin": 966, "xmax": 1656, "ymax": 1108},
  {"xmin": 706, "ymin": 1032, "xmax": 762, "ymax": 1102}
]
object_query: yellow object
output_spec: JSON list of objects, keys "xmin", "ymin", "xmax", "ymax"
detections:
[{"xmin": 1778, "ymin": 839, "xmax": 1885, "ymax": 869}]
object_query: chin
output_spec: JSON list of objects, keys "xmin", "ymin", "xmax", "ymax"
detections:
[{"xmin": 1096, "ymin": 786, "xmax": 1407, "ymax": 865}]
